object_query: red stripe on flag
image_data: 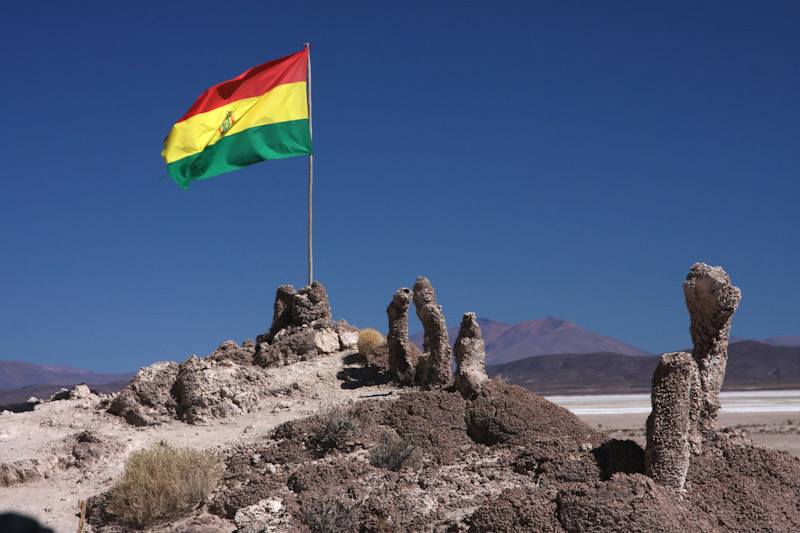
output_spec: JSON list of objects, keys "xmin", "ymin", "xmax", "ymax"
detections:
[{"xmin": 176, "ymin": 48, "xmax": 308, "ymax": 123}]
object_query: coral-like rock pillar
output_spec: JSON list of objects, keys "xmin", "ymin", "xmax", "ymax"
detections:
[
  {"xmin": 645, "ymin": 351, "xmax": 702, "ymax": 491},
  {"xmin": 387, "ymin": 288, "xmax": 417, "ymax": 385},
  {"xmin": 413, "ymin": 277, "xmax": 451, "ymax": 389},
  {"xmin": 683, "ymin": 263, "xmax": 741, "ymax": 425},
  {"xmin": 291, "ymin": 280, "xmax": 332, "ymax": 326},
  {"xmin": 265, "ymin": 285, "xmax": 296, "ymax": 343},
  {"xmin": 454, "ymin": 312, "xmax": 489, "ymax": 398}
]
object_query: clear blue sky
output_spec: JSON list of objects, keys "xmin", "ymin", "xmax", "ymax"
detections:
[{"xmin": 2, "ymin": 2, "xmax": 798, "ymax": 373}]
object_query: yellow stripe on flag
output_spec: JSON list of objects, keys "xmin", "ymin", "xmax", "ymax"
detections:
[{"xmin": 163, "ymin": 81, "xmax": 308, "ymax": 164}]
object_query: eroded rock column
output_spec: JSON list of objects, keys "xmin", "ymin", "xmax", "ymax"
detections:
[
  {"xmin": 265, "ymin": 285, "xmax": 296, "ymax": 343},
  {"xmin": 387, "ymin": 288, "xmax": 418, "ymax": 385},
  {"xmin": 454, "ymin": 313, "xmax": 489, "ymax": 398},
  {"xmin": 645, "ymin": 351, "xmax": 702, "ymax": 491},
  {"xmin": 413, "ymin": 277, "xmax": 451, "ymax": 389},
  {"xmin": 291, "ymin": 281, "xmax": 332, "ymax": 325},
  {"xmin": 683, "ymin": 263, "xmax": 741, "ymax": 425}
]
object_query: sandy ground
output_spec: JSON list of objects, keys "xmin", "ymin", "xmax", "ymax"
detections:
[{"xmin": 0, "ymin": 353, "xmax": 403, "ymax": 533}]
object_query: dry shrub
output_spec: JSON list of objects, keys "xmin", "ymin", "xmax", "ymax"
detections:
[
  {"xmin": 300, "ymin": 493, "xmax": 359, "ymax": 533},
  {"xmin": 369, "ymin": 432, "xmax": 416, "ymax": 471},
  {"xmin": 357, "ymin": 328, "xmax": 385, "ymax": 355},
  {"xmin": 310, "ymin": 406, "xmax": 359, "ymax": 452},
  {"xmin": 106, "ymin": 443, "xmax": 222, "ymax": 528}
]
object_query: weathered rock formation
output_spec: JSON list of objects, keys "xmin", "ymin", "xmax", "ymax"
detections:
[
  {"xmin": 264, "ymin": 285, "xmax": 297, "ymax": 343},
  {"xmin": 48, "ymin": 383, "xmax": 94, "ymax": 402},
  {"xmin": 413, "ymin": 277, "xmax": 451, "ymax": 389},
  {"xmin": 291, "ymin": 281, "xmax": 333, "ymax": 325},
  {"xmin": 254, "ymin": 282, "xmax": 357, "ymax": 367},
  {"xmin": 453, "ymin": 312, "xmax": 488, "ymax": 398},
  {"xmin": 107, "ymin": 361, "xmax": 179, "ymax": 426},
  {"xmin": 254, "ymin": 320, "xmax": 357, "ymax": 368},
  {"xmin": 386, "ymin": 288, "xmax": 421, "ymax": 385},
  {"xmin": 261, "ymin": 282, "xmax": 333, "ymax": 344},
  {"xmin": 205, "ymin": 339, "xmax": 256, "ymax": 366},
  {"xmin": 109, "ymin": 281, "xmax": 356, "ymax": 426},
  {"xmin": 171, "ymin": 355, "xmax": 276, "ymax": 425},
  {"xmin": 645, "ymin": 351, "xmax": 702, "ymax": 491},
  {"xmin": 0, "ymin": 460, "xmax": 43, "ymax": 488},
  {"xmin": 683, "ymin": 263, "xmax": 741, "ymax": 426}
]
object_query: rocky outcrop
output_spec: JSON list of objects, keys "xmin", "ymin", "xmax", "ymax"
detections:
[
  {"xmin": 0, "ymin": 460, "xmax": 43, "ymax": 487},
  {"xmin": 386, "ymin": 288, "xmax": 421, "ymax": 385},
  {"xmin": 172, "ymin": 356, "xmax": 274, "ymax": 425},
  {"xmin": 645, "ymin": 351, "xmax": 702, "ymax": 491},
  {"xmin": 291, "ymin": 281, "xmax": 332, "ymax": 325},
  {"xmin": 107, "ymin": 361, "xmax": 179, "ymax": 426},
  {"xmin": 108, "ymin": 281, "xmax": 357, "ymax": 426},
  {"xmin": 683, "ymin": 263, "xmax": 741, "ymax": 426},
  {"xmin": 254, "ymin": 282, "xmax": 356, "ymax": 368},
  {"xmin": 644, "ymin": 264, "xmax": 742, "ymax": 490},
  {"xmin": 48, "ymin": 383, "xmax": 94, "ymax": 402},
  {"xmin": 265, "ymin": 285, "xmax": 297, "ymax": 343},
  {"xmin": 205, "ymin": 339, "xmax": 256, "ymax": 366},
  {"xmin": 453, "ymin": 312, "xmax": 488, "ymax": 398},
  {"xmin": 261, "ymin": 282, "xmax": 333, "ymax": 344},
  {"xmin": 254, "ymin": 320, "xmax": 357, "ymax": 368},
  {"xmin": 233, "ymin": 498, "xmax": 288, "ymax": 533},
  {"xmin": 413, "ymin": 277, "xmax": 451, "ymax": 389}
]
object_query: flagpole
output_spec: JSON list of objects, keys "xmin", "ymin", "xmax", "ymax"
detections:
[{"xmin": 305, "ymin": 43, "xmax": 313, "ymax": 286}]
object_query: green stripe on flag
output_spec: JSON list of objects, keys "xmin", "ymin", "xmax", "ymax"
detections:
[{"xmin": 166, "ymin": 119, "xmax": 312, "ymax": 190}]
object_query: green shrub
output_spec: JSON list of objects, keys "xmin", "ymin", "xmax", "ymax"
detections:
[
  {"xmin": 310, "ymin": 406, "xmax": 359, "ymax": 452},
  {"xmin": 106, "ymin": 443, "xmax": 222, "ymax": 529},
  {"xmin": 357, "ymin": 328, "xmax": 385, "ymax": 355},
  {"xmin": 369, "ymin": 432, "xmax": 416, "ymax": 471}
]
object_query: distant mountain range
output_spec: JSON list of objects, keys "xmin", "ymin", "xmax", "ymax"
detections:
[
  {"xmin": 0, "ymin": 361, "xmax": 134, "ymax": 405},
  {"xmin": 487, "ymin": 340, "xmax": 800, "ymax": 395},
  {"xmin": 0, "ymin": 360, "xmax": 134, "ymax": 390},
  {"xmin": 731, "ymin": 336, "xmax": 800, "ymax": 347},
  {"xmin": 1, "ymin": 317, "xmax": 797, "ymax": 404},
  {"xmin": 411, "ymin": 317, "xmax": 651, "ymax": 365}
]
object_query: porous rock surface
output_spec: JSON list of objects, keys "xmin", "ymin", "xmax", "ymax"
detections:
[
  {"xmin": 107, "ymin": 361, "xmax": 179, "ymax": 426},
  {"xmin": 413, "ymin": 277, "xmax": 451, "ymax": 389},
  {"xmin": 254, "ymin": 282, "xmax": 357, "ymax": 367},
  {"xmin": 645, "ymin": 351, "xmax": 702, "ymax": 491},
  {"xmin": 386, "ymin": 288, "xmax": 422, "ymax": 385},
  {"xmin": 683, "ymin": 262, "xmax": 741, "ymax": 426},
  {"xmin": 454, "ymin": 312, "xmax": 489, "ymax": 398}
]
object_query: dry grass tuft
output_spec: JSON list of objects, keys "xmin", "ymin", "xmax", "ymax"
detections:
[
  {"xmin": 357, "ymin": 328, "xmax": 385, "ymax": 355},
  {"xmin": 309, "ymin": 406, "xmax": 359, "ymax": 452},
  {"xmin": 369, "ymin": 432, "xmax": 416, "ymax": 471},
  {"xmin": 106, "ymin": 443, "xmax": 222, "ymax": 529}
]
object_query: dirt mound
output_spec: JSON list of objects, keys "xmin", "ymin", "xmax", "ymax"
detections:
[
  {"xmin": 205, "ymin": 383, "xmax": 644, "ymax": 532},
  {"xmin": 200, "ymin": 380, "xmax": 800, "ymax": 533}
]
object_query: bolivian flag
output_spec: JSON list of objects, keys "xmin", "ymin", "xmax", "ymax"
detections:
[{"xmin": 162, "ymin": 47, "xmax": 312, "ymax": 190}]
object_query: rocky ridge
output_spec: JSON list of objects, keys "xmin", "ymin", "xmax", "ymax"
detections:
[{"xmin": 2, "ymin": 271, "xmax": 800, "ymax": 532}]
